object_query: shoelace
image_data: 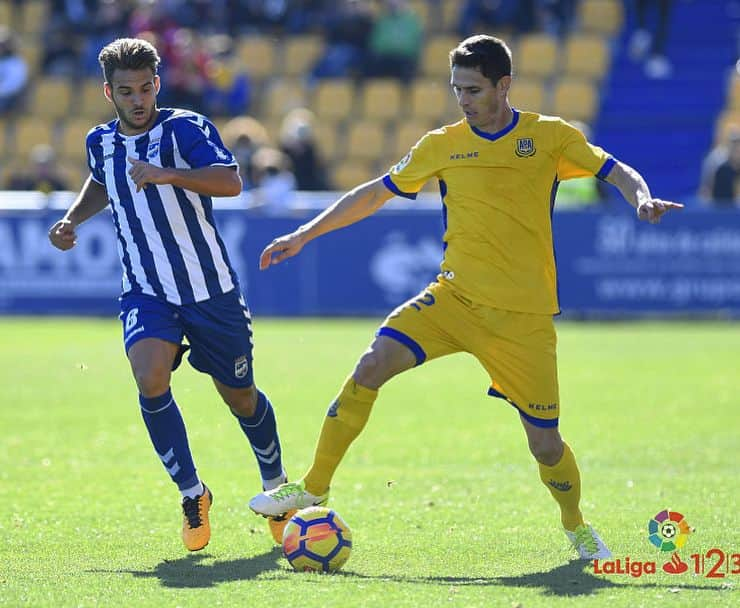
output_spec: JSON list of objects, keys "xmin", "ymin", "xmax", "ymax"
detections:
[
  {"xmin": 574, "ymin": 526, "xmax": 598, "ymax": 554},
  {"xmin": 270, "ymin": 482, "xmax": 303, "ymax": 501},
  {"xmin": 182, "ymin": 495, "xmax": 204, "ymax": 529}
]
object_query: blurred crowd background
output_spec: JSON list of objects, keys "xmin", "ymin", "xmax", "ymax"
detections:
[{"xmin": 0, "ymin": 0, "xmax": 738, "ymax": 208}]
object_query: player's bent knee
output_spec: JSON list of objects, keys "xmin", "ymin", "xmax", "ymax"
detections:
[
  {"xmin": 134, "ymin": 369, "xmax": 171, "ymax": 398},
  {"xmin": 222, "ymin": 384, "xmax": 259, "ymax": 418},
  {"xmin": 353, "ymin": 338, "xmax": 415, "ymax": 389},
  {"xmin": 528, "ymin": 434, "xmax": 564, "ymax": 466}
]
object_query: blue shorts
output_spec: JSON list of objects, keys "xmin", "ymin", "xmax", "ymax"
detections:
[{"xmin": 119, "ymin": 289, "xmax": 254, "ymax": 388}]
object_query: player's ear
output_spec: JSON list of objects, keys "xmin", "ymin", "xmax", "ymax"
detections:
[
  {"xmin": 154, "ymin": 75, "xmax": 161, "ymax": 95},
  {"xmin": 103, "ymin": 82, "xmax": 113, "ymax": 102},
  {"xmin": 498, "ymin": 75, "xmax": 512, "ymax": 97}
]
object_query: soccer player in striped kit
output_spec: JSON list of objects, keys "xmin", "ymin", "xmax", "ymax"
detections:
[{"xmin": 48, "ymin": 38, "xmax": 290, "ymax": 551}]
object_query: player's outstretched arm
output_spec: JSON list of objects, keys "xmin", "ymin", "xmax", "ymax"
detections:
[
  {"xmin": 606, "ymin": 161, "xmax": 683, "ymax": 223},
  {"xmin": 260, "ymin": 177, "xmax": 394, "ymax": 270},
  {"xmin": 126, "ymin": 157, "xmax": 242, "ymax": 196},
  {"xmin": 48, "ymin": 175, "xmax": 109, "ymax": 251}
]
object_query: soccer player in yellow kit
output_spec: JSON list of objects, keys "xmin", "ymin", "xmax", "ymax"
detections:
[{"xmin": 249, "ymin": 35, "xmax": 683, "ymax": 559}]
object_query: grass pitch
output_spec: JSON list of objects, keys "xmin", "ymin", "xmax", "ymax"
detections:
[{"xmin": 1, "ymin": 318, "xmax": 738, "ymax": 607}]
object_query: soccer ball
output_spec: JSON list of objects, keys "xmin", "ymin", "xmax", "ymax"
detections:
[{"xmin": 282, "ymin": 506, "xmax": 352, "ymax": 573}]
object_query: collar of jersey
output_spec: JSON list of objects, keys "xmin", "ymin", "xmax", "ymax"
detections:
[
  {"xmin": 469, "ymin": 109, "xmax": 519, "ymax": 142},
  {"xmin": 115, "ymin": 108, "xmax": 169, "ymax": 138}
]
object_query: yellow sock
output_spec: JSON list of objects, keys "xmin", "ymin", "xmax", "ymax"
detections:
[
  {"xmin": 303, "ymin": 377, "xmax": 377, "ymax": 496},
  {"xmin": 538, "ymin": 442, "xmax": 585, "ymax": 532}
]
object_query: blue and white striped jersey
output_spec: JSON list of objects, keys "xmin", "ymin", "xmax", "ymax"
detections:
[{"xmin": 86, "ymin": 108, "xmax": 239, "ymax": 305}]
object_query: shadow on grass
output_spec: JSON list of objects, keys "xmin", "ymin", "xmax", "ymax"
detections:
[
  {"xmin": 333, "ymin": 560, "xmax": 732, "ymax": 597},
  {"xmin": 88, "ymin": 546, "xmax": 283, "ymax": 588}
]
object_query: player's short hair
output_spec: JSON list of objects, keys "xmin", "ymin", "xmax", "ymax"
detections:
[
  {"xmin": 98, "ymin": 37, "xmax": 160, "ymax": 84},
  {"xmin": 449, "ymin": 35, "xmax": 513, "ymax": 86}
]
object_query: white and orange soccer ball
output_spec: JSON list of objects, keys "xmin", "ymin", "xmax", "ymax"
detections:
[{"xmin": 281, "ymin": 506, "xmax": 352, "ymax": 573}]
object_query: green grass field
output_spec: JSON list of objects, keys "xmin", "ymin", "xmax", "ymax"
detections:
[{"xmin": 1, "ymin": 318, "xmax": 738, "ymax": 607}]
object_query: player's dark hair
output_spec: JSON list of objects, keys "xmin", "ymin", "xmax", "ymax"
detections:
[
  {"xmin": 98, "ymin": 37, "xmax": 160, "ymax": 84},
  {"xmin": 449, "ymin": 35, "xmax": 513, "ymax": 86}
]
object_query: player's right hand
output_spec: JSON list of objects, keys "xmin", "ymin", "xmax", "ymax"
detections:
[
  {"xmin": 48, "ymin": 219, "xmax": 77, "ymax": 251},
  {"xmin": 259, "ymin": 232, "xmax": 306, "ymax": 269}
]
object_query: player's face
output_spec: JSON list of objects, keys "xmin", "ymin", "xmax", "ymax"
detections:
[
  {"xmin": 105, "ymin": 69, "xmax": 160, "ymax": 135},
  {"xmin": 451, "ymin": 66, "xmax": 510, "ymax": 132}
]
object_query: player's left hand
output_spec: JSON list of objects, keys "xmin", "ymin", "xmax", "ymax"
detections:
[
  {"xmin": 127, "ymin": 157, "xmax": 171, "ymax": 192},
  {"xmin": 636, "ymin": 198, "xmax": 684, "ymax": 224}
]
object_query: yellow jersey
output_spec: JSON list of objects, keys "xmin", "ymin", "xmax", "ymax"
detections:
[{"xmin": 383, "ymin": 110, "xmax": 615, "ymax": 314}]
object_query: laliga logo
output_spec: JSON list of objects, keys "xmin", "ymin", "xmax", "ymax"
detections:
[{"xmin": 648, "ymin": 509, "xmax": 692, "ymax": 574}]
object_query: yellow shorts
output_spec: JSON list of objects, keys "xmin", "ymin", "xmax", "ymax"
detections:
[{"xmin": 378, "ymin": 281, "xmax": 560, "ymax": 428}]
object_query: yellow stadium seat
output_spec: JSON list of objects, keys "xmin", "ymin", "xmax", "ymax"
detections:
[
  {"xmin": 441, "ymin": 0, "xmax": 461, "ymax": 33},
  {"xmin": 563, "ymin": 34, "xmax": 610, "ymax": 80},
  {"xmin": 346, "ymin": 120, "xmax": 387, "ymax": 162},
  {"xmin": 236, "ymin": 36, "xmax": 277, "ymax": 80},
  {"xmin": 510, "ymin": 78, "xmax": 546, "ymax": 112},
  {"xmin": 12, "ymin": 117, "xmax": 56, "ymax": 160},
  {"xmin": 517, "ymin": 34, "xmax": 559, "ymax": 79},
  {"xmin": 312, "ymin": 122, "xmax": 342, "ymax": 164},
  {"xmin": 59, "ymin": 119, "xmax": 93, "ymax": 164},
  {"xmin": 282, "ymin": 35, "xmax": 323, "ymax": 77},
  {"xmin": 408, "ymin": 0, "xmax": 431, "ymax": 31},
  {"xmin": 80, "ymin": 79, "xmax": 111, "ymax": 122},
  {"xmin": 29, "ymin": 79, "xmax": 72, "ymax": 120},
  {"xmin": 410, "ymin": 79, "xmax": 453, "ymax": 123},
  {"xmin": 360, "ymin": 79, "xmax": 402, "ymax": 121},
  {"xmin": 551, "ymin": 78, "xmax": 599, "ymax": 122},
  {"xmin": 714, "ymin": 110, "xmax": 740, "ymax": 145},
  {"xmin": 393, "ymin": 121, "xmax": 433, "ymax": 159},
  {"xmin": 579, "ymin": 0, "xmax": 624, "ymax": 37},
  {"xmin": 312, "ymin": 80, "xmax": 356, "ymax": 122},
  {"xmin": 421, "ymin": 36, "xmax": 459, "ymax": 77},
  {"xmin": 728, "ymin": 77, "xmax": 740, "ymax": 110},
  {"xmin": 261, "ymin": 78, "xmax": 307, "ymax": 118},
  {"xmin": 0, "ymin": 118, "xmax": 7, "ymax": 160},
  {"xmin": 20, "ymin": 0, "xmax": 47, "ymax": 35},
  {"xmin": 332, "ymin": 160, "xmax": 375, "ymax": 191}
]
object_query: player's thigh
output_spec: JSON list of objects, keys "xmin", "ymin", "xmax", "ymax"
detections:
[
  {"xmin": 120, "ymin": 294, "xmax": 184, "ymax": 394},
  {"xmin": 181, "ymin": 289, "xmax": 255, "ymax": 388},
  {"xmin": 377, "ymin": 281, "xmax": 466, "ymax": 368},
  {"xmin": 474, "ymin": 309, "xmax": 560, "ymax": 428}
]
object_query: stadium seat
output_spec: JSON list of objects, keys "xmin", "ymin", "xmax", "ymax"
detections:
[
  {"xmin": 440, "ymin": 0, "xmax": 461, "ymax": 33},
  {"xmin": 282, "ymin": 35, "xmax": 323, "ymax": 78},
  {"xmin": 12, "ymin": 117, "xmax": 56, "ymax": 160},
  {"xmin": 728, "ymin": 77, "xmax": 740, "ymax": 110},
  {"xmin": 410, "ymin": 79, "xmax": 453, "ymax": 123},
  {"xmin": 18, "ymin": 38, "xmax": 41, "ymax": 77},
  {"xmin": 563, "ymin": 34, "xmax": 610, "ymax": 80},
  {"xmin": 19, "ymin": 0, "xmax": 47, "ymax": 35},
  {"xmin": 236, "ymin": 36, "xmax": 277, "ymax": 81},
  {"xmin": 0, "ymin": 118, "xmax": 7, "ymax": 161},
  {"xmin": 552, "ymin": 78, "xmax": 599, "ymax": 122},
  {"xmin": 80, "ymin": 79, "xmax": 110, "ymax": 122},
  {"xmin": 346, "ymin": 120, "xmax": 387, "ymax": 161},
  {"xmin": 312, "ymin": 122, "xmax": 342, "ymax": 164},
  {"xmin": 261, "ymin": 78, "xmax": 307, "ymax": 119},
  {"xmin": 408, "ymin": 0, "xmax": 431, "ymax": 31},
  {"xmin": 421, "ymin": 36, "xmax": 459, "ymax": 77},
  {"xmin": 312, "ymin": 80, "xmax": 355, "ymax": 122},
  {"xmin": 510, "ymin": 78, "xmax": 546, "ymax": 113},
  {"xmin": 29, "ymin": 78, "xmax": 72, "ymax": 120},
  {"xmin": 393, "ymin": 121, "xmax": 432, "ymax": 159},
  {"xmin": 332, "ymin": 160, "xmax": 375, "ymax": 191},
  {"xmin": 517, "ymin": 34, "xmax": 559, "ymax": 79},
  {"xmin": 579, "ymin": 0, "xmax": 624, "ymax": 37},
  {"xmin": 714, "ymin": 110, "xmax": 740, "ymax": 144},
  {"xmin": 59, "ymin": 119, "xmax": 93, "ymax": 164},
  {"xmin": 360, "ymin": 79, "xmax": 402, "ymax": 121}
]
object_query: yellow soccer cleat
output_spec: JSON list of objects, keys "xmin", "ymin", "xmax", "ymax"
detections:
[
  {"xmin": 267, "ymin": 509, "xmax": 297, "ymax": 544},
  {"xmin": 181, "ymin": 485, "xmax": 213, "ymax": 551}
]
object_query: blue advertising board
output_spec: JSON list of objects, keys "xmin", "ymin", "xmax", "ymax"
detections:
[{"xmin": 1, "ymin": 201, "xmax": 739, "ymax": 317}]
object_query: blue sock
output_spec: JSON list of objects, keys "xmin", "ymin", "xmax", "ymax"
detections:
[
  {"xmin": 234, "ymin": 390, "xmax": 284, "ymax": 484},
  {"xmin": 139, "ymin": 389, "xmax": 200, "ymax": 493}
]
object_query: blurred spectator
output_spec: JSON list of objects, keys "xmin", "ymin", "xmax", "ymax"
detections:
[
  {"xmin": 250, "ymin": 147, "xmax": 297, "ymax": 213},
  {"xmin": 310, "ymin": 0, "xmax": 374, "ymax": 82},
  {"xmin": 279, "ymin": 108, "xmax": 331, "ymax": 190},
  {"xmin": 81, "ymin": 0, "xmax": 132, "ymax": 76},
  {"xmin": 5, "ymin": 144, "xmax": 69, "ymax": 193},
  {"xmin": 160, "ymin": 29, "xmax": 216, "ymax": 112},
  {"xmin": 555, "ymin": 121, "xmax": 609, "ymax": 207},
  {"xmin": 700, "ymin": 131, "xmax": 740, "ymax": 207},
  {"xmin": 458, "ymin": 0, "xmax": 538, "ymax": 37},
  {"xmin": 540, "ymin": 0, "xmax": 576, "ymax": 38},
  {"xmin": 205, "ymin": 36, "xmax": 252, "ymax": 116},
  {"xmin": 364, "ymin": 0, "xmax": 423, "ymax": 81},
  {"xmin": 221, "ymin": 115, "xmax": 271, "ymax": 190},
  {"xmin": 0, "ymin": 26, "xmax": 28, "ymax": 114},
  {"xmin": 628, "ymin": 0, "xmax": 674, "ymax": 79}
]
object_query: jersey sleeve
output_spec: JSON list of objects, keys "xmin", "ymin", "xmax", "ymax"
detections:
[
  {"xmin": 555, "ymin": 119, "xmax": 616, "ymax": 181},
  {"xmin": 173, "ymin": 115, "xmax": 238, "ymax": 169},
  {"xmin": 86, "ymin": 128, "xmax": 106, "ymax": 185},
  {"xmin": 382, "ymin": 131, "xmax": 440, "ymax": 199}
]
